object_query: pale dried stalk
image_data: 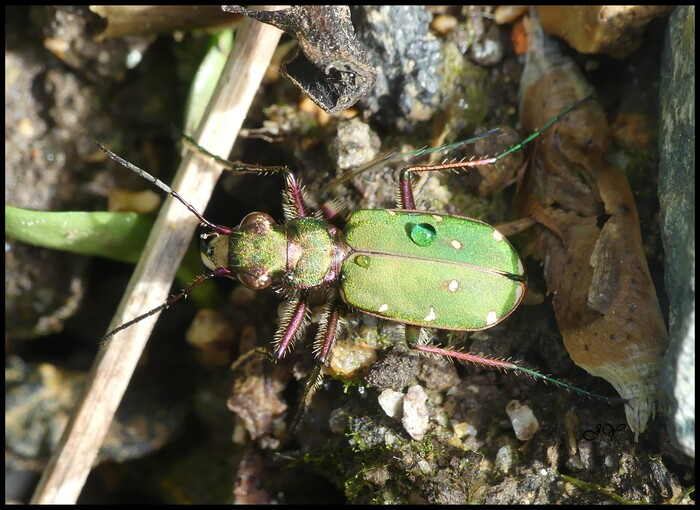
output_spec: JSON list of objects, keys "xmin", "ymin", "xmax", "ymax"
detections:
[{"xmin": 31, "ymin": 10, "xmax": 283, "ymax": 504}]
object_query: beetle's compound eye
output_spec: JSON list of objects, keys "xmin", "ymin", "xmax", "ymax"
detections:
[
  {"xmin": 239, "ymin": 212, "xmax": 275, "ymax": 232},
  {"xmin": 238, "ymin": 271, "xmax": 272, "ymax": 290}
]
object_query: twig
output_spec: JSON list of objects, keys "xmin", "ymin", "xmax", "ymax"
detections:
[{"xmin": 31, "ymin": 9, "xmax": 283, "ymax": 504}]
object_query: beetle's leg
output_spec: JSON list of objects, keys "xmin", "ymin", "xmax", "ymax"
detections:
[
  {"xmin": 287, "ymin": 303, "xmax": 342, "ymax": 430},
  {"xmin": 289, "ymin": 365, "xmax": 324, "ymax": 432},
  {"xmin": 182, "ymin": 133, "xmax": 311, "ymax": 220},
  {"xmin": 314, "ymin": 303, "xmax": 342, "ymax": 364},
  {"xmin": 397, "ymin": 158, "xmax": 498, "ymax": 210},
  {"xmin": 181, "ymin": 133, "xmax": 292, "ymax": 176},
  {"xmin": 230, "ymin": 346, "xmax": 274, "ymax": 373},
  {"xmin": 273, "ymin": 293, "xmax": 311, "ymax": 358},
  {"xmin": 281, "ymin": 172, "xmax": 309, "ymax": 220},
  {"xmin": 396, "ymin": 140, "xmax": 533, "ymax": 209},
  {"xmin": 270, "ymin": 302, "xmax": 339, "ymax": 434},
  {"xmin": 405, "ymin": 326, "xmax": 619, "ymax": 403},
  {"xmin": 318, "ymin": 197, "xmax": 347, "ymax": 227},
  {"xmin": 396, "ymin": 95, "xmax": 595, "ymax": 210}
]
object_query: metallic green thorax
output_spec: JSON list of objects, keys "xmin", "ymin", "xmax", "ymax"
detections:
[
  {"xmin": 230, "ymin": 217, "xmax": 346, "ymax": 288},
  {"xmin": 285, "ymin": 218, "xmax": 345, "ymax": 287},
  {"xmin": 341, "ymin": 209, "xmax": 525, "ymax": 330}
]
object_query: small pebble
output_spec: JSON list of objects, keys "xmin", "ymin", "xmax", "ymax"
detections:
[
  {"xmin": 506, "ymin": 400, "xmax": 539, "ymax": 441},
  {"xmin": 378, "ymin": 388, "xmax": 404, "ymax": 419},
  {"xmin": 402, "ymin": 385, "xmax": 430, "ymax": 441}
]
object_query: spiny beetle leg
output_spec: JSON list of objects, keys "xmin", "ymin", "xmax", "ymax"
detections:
[
  {"xmin": 318, "ymin": 197, "xmax": 347, "ymax": 228},
  {"xmin": 181, "ymin": 133, "xmax": 293, "ymax": 177},
  {"xmin": 281, "ymin": 172, "xmax": 308, "ymax": 219},
  {"xmin": 407, "ymin": 334, "xmax": 618, "ymax": 404},
  {"xmin": 273, "ymin": 293, "xmax": 311, "ymax": 359},
  {"xmin": 290, "ymin": 364, "xmax": 325, "ymax": 432},
  {"xmin": 321, "ymin": 129, "xmax": 500, "ymax": 200},
  {"xmin": 282, "ymin": 303, "xmax": 342, "ymax": 434},
  {"xmin": 188, "ymin": 130, "xmax": 349, "ymax": 224},
  {"xmin": 230, "ymin": 347, "xmax": 274, "ymax": 373},
  {"xmin": 314, "ymin": 303, "xmax": 342, "ymax": 364},
  {"xmin": 395, "ymin": 94, "xmax": 595, "ymax": 210},
  {"xmin": 285, "ymin": 302, "xmax": 341, "ymax": 433},
  {"xmin": 397, "ymin": 153, "xmax": 508, "ymax": 209},
  {"xmin": 182, "ymin": 133, "xmax": 309, "ymax": 219}
]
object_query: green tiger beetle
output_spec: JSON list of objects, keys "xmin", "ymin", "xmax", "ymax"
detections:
[{"xmin": 96, "ymin": 95, "xmax": 614, "ymax": 414}]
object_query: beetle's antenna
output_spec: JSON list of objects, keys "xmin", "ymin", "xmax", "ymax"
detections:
[
  {"xmin": 94, "ymin": 141, "xmax": 232, "ymax": 236},
  {"xmin": 101, "ymin": 267, "xmax": 232, "ymax": 344},
  {"xmin": 488, "ymin": 94, "xmax": 594, "ymax": 164}
]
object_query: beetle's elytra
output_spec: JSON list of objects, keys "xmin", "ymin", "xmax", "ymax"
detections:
[{"xmin": 341, "ymin": 209, "xmax": 525, "ymax": 331}]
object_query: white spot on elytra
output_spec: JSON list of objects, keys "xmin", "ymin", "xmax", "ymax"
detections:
[
  {"xmin": 514, "ymin": 284, "xmax": 524, "ymax": 302},
  {"xmin": 387, "ymin": 210, "xmax": 396, "ymax": 216},
  {"xmin": 431, "ymin": 215, "xmax": 443, "ymax": 222},
  {"xmin": 492, "ymin": 229, "xmax": 504, "ymax": 241},
  {"xmin": 517, "ymin": 258, "xmax": 524, "ymax": 275},
  {"xmin": 424, "ymin": 306, "xmax": 437, "ymax": 322},
  {"xmin": 486, "ymin": 311, "xmax": 498, "ymax": 325},
  {"xmin": 378, "ymin": 303, "xmax": 389, "ymax": 313},
  {"xmin": 448, "ymin": 280, "xmax": 459, "ymax": 292},
  {"xmin": 451, "ymin": 239, "xmax": 462, "ymax": 249}
]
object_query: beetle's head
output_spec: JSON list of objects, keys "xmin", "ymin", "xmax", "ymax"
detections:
[{"xmin": 201, "ymin": 212, "xmax": 286, "ymax": 291}]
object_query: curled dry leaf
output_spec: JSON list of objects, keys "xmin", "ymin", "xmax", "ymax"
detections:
[
  {"xmin": 225, "ymin": 5, "xmax": 376, "ymax": 113},
  {"xmin": 517, "ymin": 15, "xmax": 668, "ymax": 437}
]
